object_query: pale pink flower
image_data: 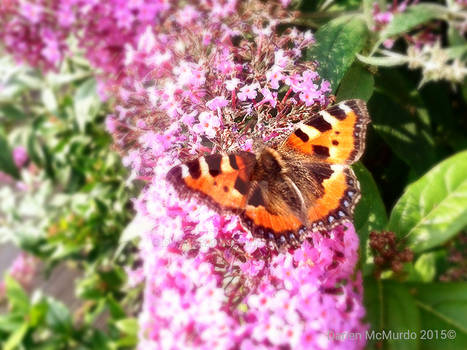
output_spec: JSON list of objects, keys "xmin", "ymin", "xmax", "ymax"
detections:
[
  {"xmin": 225, "ymin": 77, "xmax": 241, "ymax": 91},
  {"xmin": 206, "ymin": 96, "xmax": 229, "ymax": 110},
  {"xmin": 238, "ymin": 82, "xmax": 260, "ymax": 101},
  {"xmin": 266, "ymin": 65, "xmax": 284, "ymax": 89}
]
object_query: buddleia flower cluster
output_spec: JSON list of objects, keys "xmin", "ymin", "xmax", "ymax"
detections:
[{"xmin": 109, "ymin": 1, "xmax": 367, "ymax": 349}]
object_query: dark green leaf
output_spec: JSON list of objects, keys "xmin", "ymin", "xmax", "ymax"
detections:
[
  {"xmin": 336, "ymin": 63, "xmax": 375, "ymax": 102},
  {"xmin": 364, "ymin": 277, "xmax": 420, "ymax": 350},
  {"xmin": 45, "ymin": 298, "xmax": 72, "ymax": 334},
  {"xmin": 352, "ymin": 162, "xmax": 387, "ymax": 275},
  {"xmin": 306, "ymin": 16, "xmax": 368, "ymax": 92},
  {"xmin": 388, "ymin": 151, "xmax": 467, "ymax": 253},
  {"xmin": 409, "ymin": 283, "xmax": 467, "ymax": 350},
  {"xmin": 369, "ymin": 92, "xmax": 437, "ymax": 175},
  {"xmin": 0, "ymin": 129, "xmax": 19, "ymax": 178},
  {"xmin": 0, "ymin": 104, "xmax": 28, "ymax": 121}
]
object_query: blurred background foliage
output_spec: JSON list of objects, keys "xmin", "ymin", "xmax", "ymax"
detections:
[
  {"xmin": 0, "ymin": 56, "xmax": 140, "ymax": 349},
  {"xmin": 0, "ymin": 0, "xmax": 466, "ymax": 349}
]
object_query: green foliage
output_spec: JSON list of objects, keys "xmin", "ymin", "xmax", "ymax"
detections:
[
  {"xmin": 306, "ymin": 15, "xmax": 368, "ymax": 92},
  {"xmin": 389, "ymin": 151, "xmax": 467, "ymax": 253},
  {"xmin": 302, "ymin": 1, "xmax": 467, "ymax": 349},
  {"xmin": 0, "ymin": 57, "xmax": 139, "ymax": 349}
]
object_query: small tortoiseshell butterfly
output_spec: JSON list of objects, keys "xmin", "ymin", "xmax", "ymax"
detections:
[{"xmin": 167, "ymin": 99, "xmax": 370, "ymax": 247}]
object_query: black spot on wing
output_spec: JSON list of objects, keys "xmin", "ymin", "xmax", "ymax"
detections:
[
  {"xmin": 187, "ymin": 159, "xmax": 201, "ymax": 179},
  {"xmin": 345, "ymin": 100, "xmax": 360, "ymax": 111},
  {"xmin": 307, "ymin": 163, "xmax": 333, "ymax": 185},
  {"xmin": 326, "ymin": 105, "xmax": 347, "ymax": 120},
  {"xmin": 294, "ymin": 128, "xmax": 309, "ymax": 142},
  {"xmin": 313, "ymin": 145, "xmax": 330, "ymax": 158},
  {"xmin": 205, "ymin": 154, "xmax": 222, "ymax": 177},
  {"xmin": 234, "ymin": 177, "xmax": 249, "ymax": 195},
  {"xmin": 229, "ymin": 154, "xmax": 239, "ymax": 169},
  {"xmin": 332, "ymin": 140, "xmax": 339, "ymax": 145},
  {"xmin": 248, "ymin": 186, "xmax": 265, "ymax": 207},
  {"xmin": 306, "ymin": 114, "xmax": 332, "ymax": 132}
]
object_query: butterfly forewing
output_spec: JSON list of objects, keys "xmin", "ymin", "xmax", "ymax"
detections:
[
  {"xmin": 282, "ymin": 99, "xmax": 370, "ymax": 165},
  {"xmin": 166, "ymin": 152, "xmax": 256, "ymax": 211}
]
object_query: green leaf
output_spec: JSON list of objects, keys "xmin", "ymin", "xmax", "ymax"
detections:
[
  {"xmin": 0, "ymin": 129, "xmax": 20, "ymax": 178},
  {"xmin": 352, "ymin": 163, "xmax": 387, "ymax": 275},
  {"xmin": 306, "ymin": 16, "xmax": 368, "ymax": 92},
  {"xmin": 0, "ymin": 104, "xmax": 28, "ymax": 121},
  {"xmin": 115, "ymin": 318, "xmax": 138, "ymax": 336},
  {"xmin": 41, "ymin": 87, "xmax": 58, "ymax": 113},
  {"xmin": 388, "ymin": 151, "xmax": 467, "ymax": 253},
  {"xmin": 369, "ymin": 92, "xmax": 437, "ymax": 175},
  {"xmin": 409, "ymin": 283, "xmax": 467, "ymax": 350},
  {"xmin": 74, "ymin": 78, "xmax": 101, "ymax": 132},
  {"xmin": 0, "ymin": 313, "xmax": 25, "ymax": 332},
  {"xmin": 3, "ymin": 322, "xmax": 28, "ymax": 350},
  {"xmin": 336, "ymin": 63, "xmax": 374, "ymax": 102},
  {"xmin": 45, "ymin": 298, "xmax": 72, "ymax": 334},
  {"xmin": 5, "ymin": 275, "xmax": 30, "ymax": 313},
  {"xmin": 411, "ymin": 252, "xmax": 437, "ymax": 282},
  {"xmin": 364, "ymin": 278, "xmax": 420, "ymax": 350},
  {"xmin": 380, "ymin": 4, "xmax": 447, "ymax": 40}
]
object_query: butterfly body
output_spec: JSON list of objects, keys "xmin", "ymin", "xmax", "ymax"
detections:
[{"xmin": 167, "ymin": 99, "xmax": 370, "ymax": 247}]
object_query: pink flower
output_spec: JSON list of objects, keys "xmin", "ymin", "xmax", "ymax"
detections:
[
  {"xmin": 266, "ymin": 65, "xmax": 284, "ymax": 89},
  {"xmin": 225, "ymin": 78, "xmax": 241, "ymax": 91},
  {"xmin": 299, "ymin": 85, "xmax": 320, "ymax": 106},
  {"xmin": 193, "ymin": 111, "xmax": 221, "ymax": 138},
  {"xmin": 12, "ymin": 146, "xmax": 28, "ymax": 168},
  {"xmin": 238, "ymin": 83, "xmax": 260, "ymax": 101},
  {"xmin": 0, "ymin": 252, "xmax": 37, "ymax": 300},
  {"xmin": 259, "ymin": 87, "xmax": 277, "ymax": 107},
  {"xmin": 19, "ymin": 2, "xmax": 43, "ymax": 24},
  {"xmin": 206, "ymin": 96, "xmax": 229, "ymax": 110}
]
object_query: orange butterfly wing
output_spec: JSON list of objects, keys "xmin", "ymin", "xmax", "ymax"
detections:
[
  {"xmin": 283, "ymin": 99, "xmax": 370, "ymax": 165},
  {"xmin": 281, "ymin": 99, "xmax": 369, "ymax": 232},
  {"xmin": 166, "ymin": 152, "xmax": 256, "ymax": 211}
]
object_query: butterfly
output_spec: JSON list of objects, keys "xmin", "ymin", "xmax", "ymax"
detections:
[{"xmin": 167, "ymin": 99, "xmax": 370, "ymax": 248}]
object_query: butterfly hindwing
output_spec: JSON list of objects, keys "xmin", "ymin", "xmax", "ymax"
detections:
[
  {"xmin": 166, "ymin": 152, "xmax": 256, "ymax": 211},
  {"xmin": 241, "ymin": 175, "xmax": 305, "ymax": 243},
  {"xmin": 282, "ymin": 99, "xmax": 370, "ymax": 165},
  {"xmin": 306, "ymin": 165, "xmax": 360, "ymax": 230}
]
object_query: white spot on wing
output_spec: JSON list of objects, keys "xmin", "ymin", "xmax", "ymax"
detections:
[
  {"xmin": 319, "ymin": 110, "xmax": 338, "ymax": 126},
  {"xmin": 180, "ymin": 164, "xmax": 189, "ymax": 178},
  {"xmin": 298, "ymin": 124, "xmax": 320, "ymax": 139},
  {"xmin": 199, "ymin": 157, "xmax": 210, "ymax": 175},
  {"xmin": 338, "ymin": 102, "xmax": 352, "ymax": 114}
]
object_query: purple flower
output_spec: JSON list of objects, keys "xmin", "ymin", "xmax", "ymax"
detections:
[{"xmin": 12, "ymin": 146, "xmax": 28, "ymax": 168}]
